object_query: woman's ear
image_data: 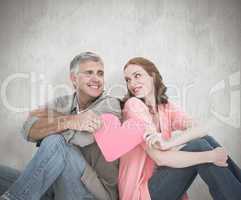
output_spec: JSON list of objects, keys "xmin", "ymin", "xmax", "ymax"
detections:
[{"xmin": 151, "ymin": 72, "xmax": 156, "ymax": 83}]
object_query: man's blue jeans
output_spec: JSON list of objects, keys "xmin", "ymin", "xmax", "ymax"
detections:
[
  {"xmin": 148, "ymin": 136, "xmax": 241, "ymax": 200},
  {"xmin": 0, "ymin": 166, "xmax": 20, "ymax": 197},
  {"xmin": 0, "ymin": 134, "xmax": 95, "ymax": 200}
]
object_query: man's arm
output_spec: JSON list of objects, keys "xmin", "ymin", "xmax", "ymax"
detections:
[
  {"xmin": 68, "ymin": 96, "xmax": 122, "ymax": 147},
  {"xmin": 25, "ymin": 108, "xmax": 101, "ymax": 142},
  {"xmin": 22, "ymin": 95, "xmax": 121, "ymax": 145},
  {"xmin": 27, "ymin": 108, "xmax": 67, "ymax": 141}
]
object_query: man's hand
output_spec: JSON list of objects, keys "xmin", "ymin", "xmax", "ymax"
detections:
[{"xmin": 65, "ymin": 110, "xmax": 102, "ymax": 133}]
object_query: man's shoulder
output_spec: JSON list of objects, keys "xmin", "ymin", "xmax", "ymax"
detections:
[
  {"xmin": 92, "ymin": 93, "xmax": 121, "ymax": 117},
  {"xmin": 100, "ymin": 94, "xmax": 121, "ymax": 102},
  {"xmin": 94, "ymin": 92, "xmax": 121, "ymax": 106},
  {"xmin": 54, "ymin": 94, "xmax": 74, "ymax": 104},
  {"xmin": 48, "ymin": 93, "xmax": 75, "ymax": 113}
]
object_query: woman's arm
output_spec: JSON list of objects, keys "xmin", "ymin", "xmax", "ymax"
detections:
[
  {"xmin": 145, "ymin": 146, "xmax": 228, "ymax": 168},
  {"xmin": 123, "ymin": 98, "xmax": 227, "ymax": 168},
  {"xmin": 162, "ymin": 126, "xmax": 207, "ymax": 150},
  {"xmin": 158, "ymin": 102, "xmax": 208, "ymax": 150},
  {"xmin": 147, "ymin": 125, "xmax": 207, "ymax": 150}
]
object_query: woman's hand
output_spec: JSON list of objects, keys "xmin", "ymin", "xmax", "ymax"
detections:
[
  {"xmin": 144, "ymin": 132, "xmax": 170, "ymax": 150},
  {"xmin": 210, "ymin": 147, "xmax": 228, "ymax": 167}
]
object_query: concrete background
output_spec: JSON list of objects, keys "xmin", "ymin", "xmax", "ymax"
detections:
[{"xmin": 0, "ymin": 0, "xmax": 240, "ymax": 199}]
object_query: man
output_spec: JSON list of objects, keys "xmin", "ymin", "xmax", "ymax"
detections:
[{"xmin": 0, "ymin": 52, "xmax": 121, "ymax": 200}]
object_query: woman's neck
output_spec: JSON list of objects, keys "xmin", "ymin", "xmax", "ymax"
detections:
[{"xmin": 144, "ymin": 94, "xmax": 157, "ymax": 113}]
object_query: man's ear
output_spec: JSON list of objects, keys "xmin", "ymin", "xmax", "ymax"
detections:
[
  {"xmin": 70, "ymin": 72, "xmax": 76, "ymax": 81},
  {"xmin": 70, "ymin": 72, "xmax": 77, "ymax": 87}
]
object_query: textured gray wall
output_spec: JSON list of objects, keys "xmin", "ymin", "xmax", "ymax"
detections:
[{"xmin": 0, "ymin": 0, "xmax": 240, "ymax": 199}]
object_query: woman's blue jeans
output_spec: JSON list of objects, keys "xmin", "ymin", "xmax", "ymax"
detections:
[{"xmin": 148, "ymin": 135, "xmax": 241, "ymax": 200}]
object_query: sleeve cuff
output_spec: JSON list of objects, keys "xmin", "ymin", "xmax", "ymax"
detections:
[{"xmin": 20, "ymin": 116, "xmax": 39, "ymax": 142}]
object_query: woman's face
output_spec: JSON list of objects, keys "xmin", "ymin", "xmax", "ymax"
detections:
[{"xmin": 124, "ymin": 64, "xmax": 155, "ymax": 99}]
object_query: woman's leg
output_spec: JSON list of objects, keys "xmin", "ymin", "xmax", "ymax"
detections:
[
  {"xmin": 149, "ymin": 138, "xmax": 241, "ymax": 200},
  {"xmin": 148, "ymin": 165, "xmax": 197, "ymax": 200},
  {"xmin": 202, "ymin": 135, "xmax": 241, "ymax": 182},
  {"xmin": 184, "ymin": 138, "xmax": 241, "ymax": 200},
  {"xmin": 148, "ymin": 138, "xmax": 208, "ymax": 200}
]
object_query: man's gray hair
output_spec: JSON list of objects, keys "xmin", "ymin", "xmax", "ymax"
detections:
[{"xmin": 70, "ymin": 52, "xmax": 104, "ymax": 74}]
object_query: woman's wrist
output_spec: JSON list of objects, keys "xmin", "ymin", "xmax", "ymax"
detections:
[
  {"xmin": 161, "ymin": 140, "xmax": 172, "ymax": 150},
  {"xmin": 206, "ymin": 150, "xmax": 216, "ymax": 163}
]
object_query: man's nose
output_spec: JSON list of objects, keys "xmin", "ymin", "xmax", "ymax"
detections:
[{"xmin": 90, "ymin": 73, "xmax": 101, "ymax": 82}]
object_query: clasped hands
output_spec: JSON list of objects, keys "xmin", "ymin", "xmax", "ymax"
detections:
[{"xmin": 67, "ymin": 110, "xmax": 103, "ymax": 133}]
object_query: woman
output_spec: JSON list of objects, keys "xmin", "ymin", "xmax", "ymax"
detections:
[{"xmin": 118, "ymin": 57, "xmax": 241, "ymax": 200}]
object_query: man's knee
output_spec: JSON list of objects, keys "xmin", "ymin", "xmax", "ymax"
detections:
[
  {"xmin": 41, "ymin": 134, "xmax": 66, "ymax": 147},
  {"xmin": 182, "ymin": 138, "xmax": 213, "ymax": 152},
  {"xmin": 38, "ymin": 134, "xmax": 67, "ymax": 159}
]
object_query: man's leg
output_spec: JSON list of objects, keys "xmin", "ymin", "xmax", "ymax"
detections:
[
  {"xmin": 1, "ymin": 134, "xmax": 67, "ymax": 200},
  {"xmin": 202, "ymin": 135, "xmax": 241, "ymax": 183},
  {"xmin": 148, "ymin": 138, "xmax": 241, "ymax": 200},
  {"xmin": 0, "ymin": 166, "xmax": 20, "ymax": 196},
  {"xmin": 0, "ymin": 166, "xmax": 52, "ymax": 200},
  {"xmin": 52, "ymin": 144, "xmax": 95, "ymax": 200}
]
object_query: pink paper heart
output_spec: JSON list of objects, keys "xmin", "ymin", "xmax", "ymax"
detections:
[{"xmin": 94, "ymin": 113, "xmax": 146, "ymax": 162}]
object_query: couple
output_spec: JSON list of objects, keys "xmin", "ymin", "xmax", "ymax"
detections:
[{"xmin": 0, "ymin": 52, "xmax": 241, "ymax": 200}]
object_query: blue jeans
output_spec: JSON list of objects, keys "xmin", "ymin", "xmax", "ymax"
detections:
[
  {"xmin": 148, "ymin": 136, "xmax": 241, "ymax": 200},
  {"xmin": 0, "ymin": 135, "xmax": 95, "ymax": 200},
  {"xmin": 0, "ymin": 166, "xmax": 20, "ymax": 197}
]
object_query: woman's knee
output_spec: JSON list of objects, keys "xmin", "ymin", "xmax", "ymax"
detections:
[
  {"xmin": 202, "ymin": 135, "xmax": 221, "ymax": 148},
  {"xmin": 182, "ymin": 138, "xmax": 213, "ymax": 152}
]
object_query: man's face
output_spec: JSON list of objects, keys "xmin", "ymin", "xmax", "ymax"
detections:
[{"xmin": 71, "ymin": 61, "xmax": 104, "ymax": 100}]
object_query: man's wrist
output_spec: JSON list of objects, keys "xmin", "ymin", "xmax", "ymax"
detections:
[{"xmin": 57, "ymin": 115, "xmax": 73, "ymax": 131}]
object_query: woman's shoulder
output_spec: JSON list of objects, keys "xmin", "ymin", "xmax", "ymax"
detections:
[
  {"xmin": 158, "ymin": 100, "xmax": 180, "ymax": 111},
  {"xmin": 123, "ymin": 97, "xmax": 149, "ymax": 117},
  {"xmin": 124, "ymin": 97, "xmax": 149, "ymax": 111}
]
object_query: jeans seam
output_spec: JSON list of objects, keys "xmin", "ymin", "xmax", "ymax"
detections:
[{"xmin": 2, "ymin": 191, "xmax": 21, "ymax": 200}]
